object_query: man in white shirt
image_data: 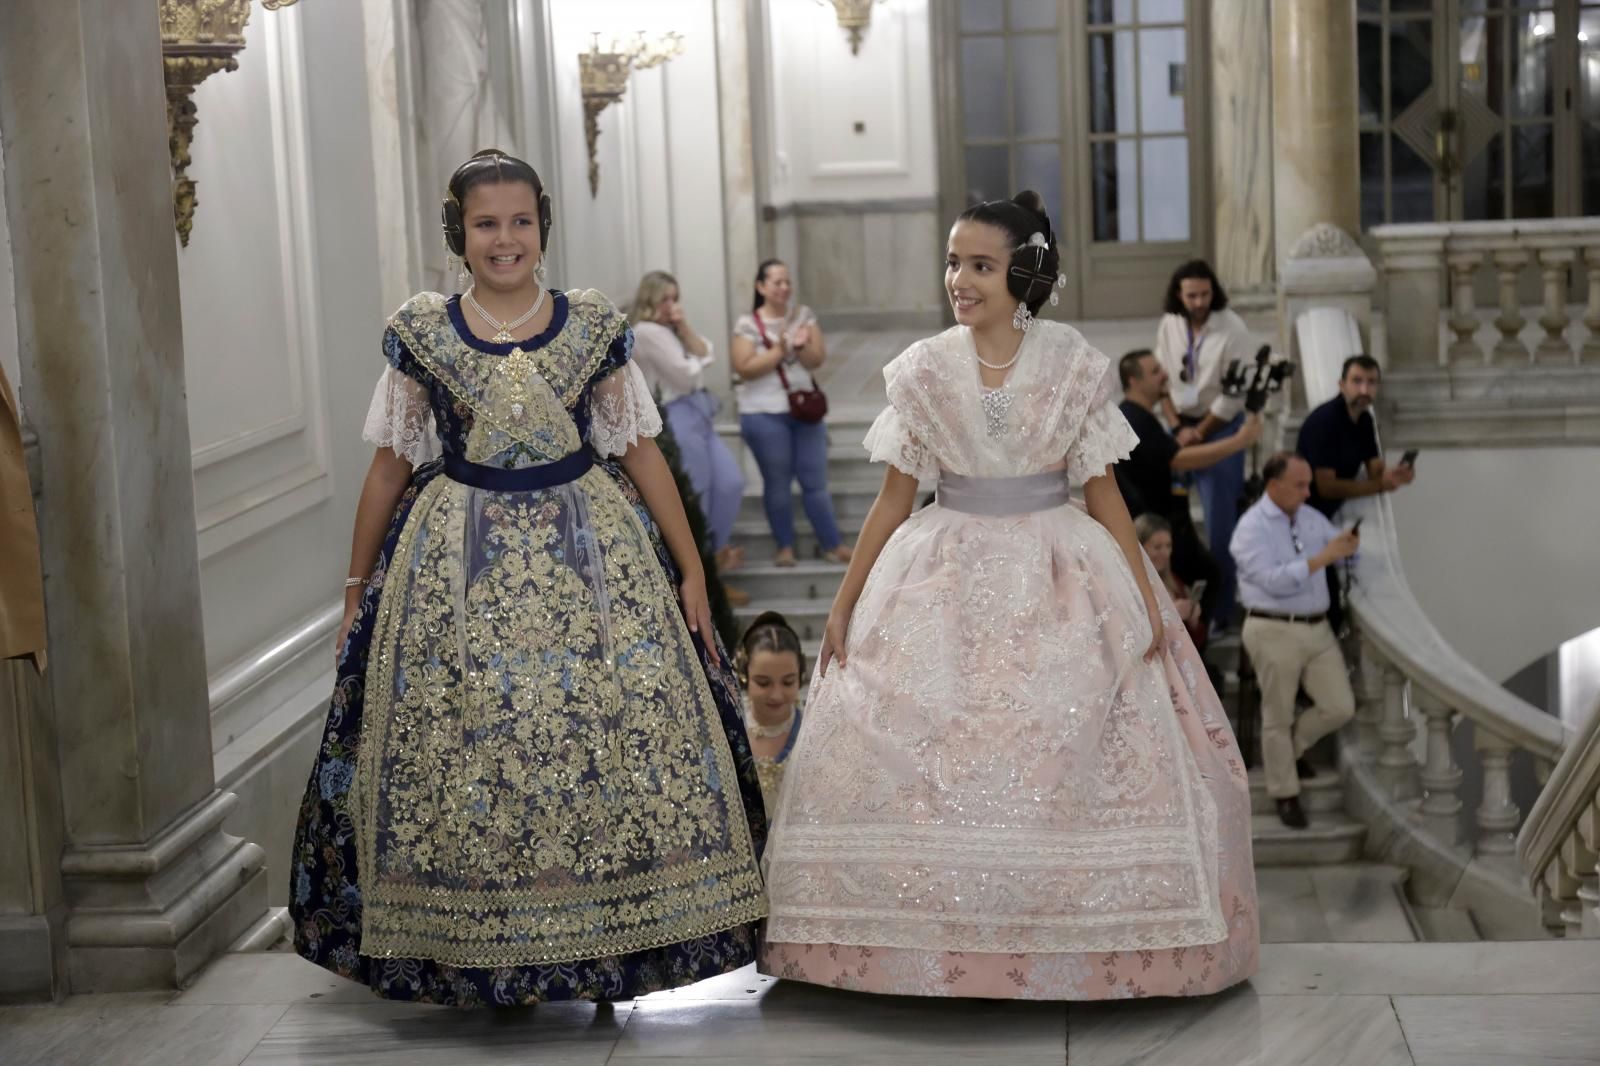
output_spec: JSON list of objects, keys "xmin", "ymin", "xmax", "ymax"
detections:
[
  {"xmin": 1230, "ymin": 453, "xmax": 1360, "ymax": 829},
  {"xmin": 1155, "ymin": 260, "xmax": 1256, "ymax": 630}
]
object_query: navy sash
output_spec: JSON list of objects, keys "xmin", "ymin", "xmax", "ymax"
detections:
[{"xmin": 444, "ymin": 448, "xmax": 593, "ymax": 492}]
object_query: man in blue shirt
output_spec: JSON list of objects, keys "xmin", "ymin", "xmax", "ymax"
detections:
[{"xmin": 1230, "ymin": 453, "xmax": 1360, "ymax": 829}]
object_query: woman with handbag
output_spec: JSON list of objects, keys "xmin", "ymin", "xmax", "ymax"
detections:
[{"xmin": 731, "ymin": 259, "xmax": 851, "ymax": 567}]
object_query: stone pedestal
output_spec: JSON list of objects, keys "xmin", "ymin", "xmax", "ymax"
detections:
[
  {"xmin": 0, "ymin": 0, "xmax": 265, "ymax": 995},
  {"xmin": 1211, "ymin": 0, "xmax": 1275, "ymax": 295},
  {"xmin": 1271, "ymin": 0, "xmax": 1360, "ymax": 271}
]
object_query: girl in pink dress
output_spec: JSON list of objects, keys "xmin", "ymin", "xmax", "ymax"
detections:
[{"xmin": 757, "ymin": 192, "xmax": 1258, "ymax": 1000}]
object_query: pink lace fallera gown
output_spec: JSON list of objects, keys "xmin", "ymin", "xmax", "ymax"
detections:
[{"xmin": 758, "ymin": 322, "xmax": 1259, "ymax": 1000}]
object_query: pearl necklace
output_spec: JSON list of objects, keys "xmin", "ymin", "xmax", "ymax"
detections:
[
  {"xmin": 746, "ymin": 708, "xmax": 796, "ymax": 739},
  {"xmin": 465, "ymin": 285, "xmax": 547, "ymax": 343},
  {"xmin": 973, "ymin": 333, "xmax": 1024, "ymax": 371}
]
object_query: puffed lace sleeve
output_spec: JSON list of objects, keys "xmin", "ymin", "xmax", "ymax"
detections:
[
  {"xmin": 863, "ymin": 404, "xmax": 938, "ymax": 482},
  {"xmin": 1066, "ymin": 377, "xmax": 1140, "ymax": 486},
  {"xmin": 362, "ymin": 365, "xmax": 439, "ymax": 466},
  {"xmin": 588, "ymin": 359, "xmax": 663, "ymax": 458}
]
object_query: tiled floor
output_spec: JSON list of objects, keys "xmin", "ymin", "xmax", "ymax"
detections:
[{"xmin": 5, "ymin": 943, "xmax": 1599, "ymax": 1065}]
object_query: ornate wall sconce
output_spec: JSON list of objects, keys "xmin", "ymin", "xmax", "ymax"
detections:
[
  {"xmin": 817, "ymin": 0, "xmax": 888, "ymax": 56},
  {"xmin": 159, "ymin": 0, "xmax": 303, "ymax": 247},
  {"xmin": 579, "ymin": 31, "xmax": 685, "ymax": 197}
]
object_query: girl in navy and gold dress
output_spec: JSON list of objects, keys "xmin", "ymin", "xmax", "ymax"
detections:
[{"xmin": 289, "ymin": 151, "xmax": 767, "ymax": 1006}]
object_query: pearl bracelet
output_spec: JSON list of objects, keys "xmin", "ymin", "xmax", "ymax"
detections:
[{"xmin": 344, "ymin": 577, "xmax": 370, "ymax": 589}]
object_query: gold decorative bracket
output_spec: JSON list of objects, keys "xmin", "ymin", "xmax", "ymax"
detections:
[
  {"xmin": 160, "ymin": 0, "xmax": 303, "ymax": 247},
  {"xmin": 817, "ymin": 0, "xmax": 886, "ymax": 56},
  {"xmin": 579, "ymin": 31, "xmax": 684, "ymax": 197}
]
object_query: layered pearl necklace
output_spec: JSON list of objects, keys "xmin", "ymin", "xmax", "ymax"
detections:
[
  {"xmin": 465, "ymin": 284, "xmax": 547, "ymax": 344},
  {"xmin": 746, "ymin": 707, "xmax": 796, "ymax": 739}
]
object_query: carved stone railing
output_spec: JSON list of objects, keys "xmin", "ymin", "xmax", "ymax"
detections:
[
  {"xmin": 1370, "ymin": 218, "xmax": 1600, "ymax": 371},
  {"xmin": 1293, "ymin": 297, "xmax": 1570, "ymax": 935},
  {"xmin": 1518, "ymin": 700, "xmax": 1600, "ymax": 938}
]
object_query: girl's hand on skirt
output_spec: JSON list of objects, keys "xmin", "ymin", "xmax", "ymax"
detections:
[
  {"xmin": 334, "ymin": 603, "xmax": 359, "ymax": 660},
  {"xmin": 680, "ymin": 575, "xmax": 720, "ymax": 666},
  {"xmin": 818, "ymin": 610, "xmax": 849, "ymax": 677},
  {"xmin": 1143, "ymin": 597, "xmax": 1165, "ymax": 663}
]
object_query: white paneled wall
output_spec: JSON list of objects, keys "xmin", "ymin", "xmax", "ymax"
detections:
[
  {"xmin": 538, "ymin": 0, "xmax": 730, "ymax": 345},
  {"xmin": 176, "ymin": 0, "xmax": 388, "ymax": 900},
  {"xmin": 764, "ymin": 0, "xmax": 936, "ymax": 205}
]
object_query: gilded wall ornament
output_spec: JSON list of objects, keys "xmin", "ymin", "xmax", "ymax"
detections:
[
  {"xmin": 579, "ymin": 31, "xmax": 684, "ymax": 197},
  {"xmin": 159, "ymin": 0, "xmax": 303, "ymax": 247},
  {"xmin": 818, "ymin": 0, "xmax": 887, "ymax": 56}
]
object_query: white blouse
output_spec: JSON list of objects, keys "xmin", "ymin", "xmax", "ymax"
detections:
[
  {"xmin": 732, "ymin": 306, "xmax": 819, "ymax": 416},
  {"xmin": 361, "ymin": 360, "xmax": 661, "ymax": 465},
  {"xmin": 631, "ymin": 321, "xmax": 715, "ymax": 404}
]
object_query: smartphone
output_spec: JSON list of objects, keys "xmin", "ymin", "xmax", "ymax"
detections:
[
  {"xmin": 1399, "ymin": 448, "xmax": 1419, "ymax": 468},
  {"xmin": 1350, "ymin": 518, "xmax": 1363, "ymax": 536},
  {"xmin": 1189, "ymin": 579, "xmax": 1208, "ymax": 602}
]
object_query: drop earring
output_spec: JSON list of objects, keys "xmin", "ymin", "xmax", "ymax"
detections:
[
  {"xmin": 446, "ymin": 252, "xmax": 470, "ymax": 291},
  {"xmin": 535, "ymin": 255, "xmax": 549, "ymax": 285},
  {"xmin": 1012, "ymin": 303, "xmax": 1034, "ymax": 332}
]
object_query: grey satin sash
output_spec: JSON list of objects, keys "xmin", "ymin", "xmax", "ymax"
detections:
[{"xmin": 936, "ymin": 469, "xmax": 1071, "ymax": 516}]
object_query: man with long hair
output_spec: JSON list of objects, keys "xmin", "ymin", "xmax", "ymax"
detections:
[{"xmin": 1155, "ymin": 259, "xmax": 1256, "ymax": 631}]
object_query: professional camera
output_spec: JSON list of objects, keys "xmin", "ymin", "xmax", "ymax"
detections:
[{"xmin": 1220, "ymin": 345, "xmax": 1294, "ymax": 414}]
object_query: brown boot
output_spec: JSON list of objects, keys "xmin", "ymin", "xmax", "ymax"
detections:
[{"xmin": 722, "ymin": 584, "xmax": 752, "ymax": 608}]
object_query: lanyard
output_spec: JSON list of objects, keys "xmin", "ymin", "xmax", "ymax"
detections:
[{"xmin": 1184, "ymin": 321, "xmax": 1204, "ymax": 381}]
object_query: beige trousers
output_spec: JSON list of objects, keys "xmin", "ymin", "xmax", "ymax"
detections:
[{"xmin": 1241, "ymin": 616, "xmax": 1355, "ymax": 799}]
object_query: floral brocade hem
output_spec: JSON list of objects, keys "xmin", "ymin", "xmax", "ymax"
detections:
[{"xmin": 758, "ymin": 934, "xmax": 1256, "ymax": 1001}]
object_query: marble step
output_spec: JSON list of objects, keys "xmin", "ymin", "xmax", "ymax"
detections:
[
  {"xmin": 1247, "ymin": 768, "xmax": 1346, "ymax": 816},
  {"xmin": 1257, "ymin": 863, "xmax": 1418, "ymax": 943},
  {"xmin": 734, "ymin": 598, "xmax": 831, "ymax": 643},
  {"xmin": 1408, "ymin": 905, "xmax": 1484, "ymax": 942},
  {"xmin": 726, "ymin": 559, "xmax": 847, "ymax": 603},
  {"xmin": 1251, "ymin": 810, "xmax": 1367, "ymax": 866},
  {"xmin": 735, "ymin": 482, "xmax": 885, "ymax": 526},
  {"xmin": 728, "ymin": 518, "xmax": 866, "ymax": 562}
]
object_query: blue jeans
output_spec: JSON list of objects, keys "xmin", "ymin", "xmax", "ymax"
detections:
[
  {"xmin": 739, "ymin": 412, "xmax": 842, "ymax": 552},
  {"xmin": 1194, "ymin": 412, "xmax": 1246, "ymax": 626},
  {"xmin": 665, "ymin": 392, "xmax": 744, "ymax": 551}
]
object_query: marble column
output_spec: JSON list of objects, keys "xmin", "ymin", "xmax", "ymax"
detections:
[
  {"xmin": 1211, "ymin": 0, "xmax": 1275, "ymax": 296},
  {"xmin": 1270, "ymin": 0, "xmax": 1360, "ymax": 270},
  {"xmin": 714, "ymin": 0, "xmax": 759, "ymax": 403},
  {"xmin": 0, "ymin": 0, "xmax": 265, "ymax": 994}
]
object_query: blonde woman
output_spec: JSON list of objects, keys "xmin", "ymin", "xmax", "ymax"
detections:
[{"xmin": 629, "ymin": 271, "xmax": 746, "ymax": 574}]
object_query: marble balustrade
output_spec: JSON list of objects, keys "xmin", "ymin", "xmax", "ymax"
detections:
[{"xmin": 1371, "ymin": 219, "xmax": 1600, "ymax": 371}]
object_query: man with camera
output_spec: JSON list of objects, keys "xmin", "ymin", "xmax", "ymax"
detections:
[
  {"xmin": 1116, "ymin": 349, "xmax": 1262, "ymax": 628},
  {"xmin": 1155, "ymin": 260, "xmax": 1259, "ymax": 627},
  {"xmin": 1230, "ymin": 453, "xmax": 1360, "ymax": 830},
  {"xmin": 1296, "ymin": 354, "xmax": 1416, "ymax": 520}
]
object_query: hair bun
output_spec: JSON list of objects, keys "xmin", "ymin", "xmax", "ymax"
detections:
[
  {"xmin": 749, "ymin": 610, "xmax": 791, "ymax": 631},
  {"xmin": 1015, "ymin": 187, "xmax": 1050, "ymax": 218}
]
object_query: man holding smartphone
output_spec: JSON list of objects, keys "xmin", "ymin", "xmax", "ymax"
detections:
[
  {"xmin": 1231, "ymin": 454, "xmax": 1361, "ymax": 829},
  {"xmin": 1296, "ymin": 354, "xmax": 1416, "ymax": 520}
]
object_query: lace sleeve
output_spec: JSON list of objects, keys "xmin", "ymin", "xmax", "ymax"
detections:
[
  {"xmin": 1066, "ymin": 399, "xmax": 1140, "ymax": 486},
  {"xmin": 588, "ymin": 360, "xmax": 663, "ymax": 458},
  {"xmin": 362, "ymin": 365, "xmax": 439, "ymax": 466},
  {"xmin": 863, "ymin": 404, "xmax": 938, "ymax": 482}
]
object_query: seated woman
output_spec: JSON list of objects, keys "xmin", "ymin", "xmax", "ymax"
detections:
[
  {"xmin": 628, "ymin": 270, "xmax": 747, "ymax": 579},
  {"xmin": 731, "ymin": 259, "xmax": 851, "ymax": 568}
]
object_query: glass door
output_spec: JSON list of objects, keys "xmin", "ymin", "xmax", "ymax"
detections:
[
  {"xmin": 1359, "ymin": 0, "xmax": 1590, "ymax": 226},
  {"xmin": 937, "ymin": 0, "xmax": 1211, "ymax": 319}
]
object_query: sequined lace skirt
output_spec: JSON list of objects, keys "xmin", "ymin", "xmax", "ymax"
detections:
[
  {"xmin": 759, "ymin": 501, "xmax": 1258, "ymax": 999},
  {"xmin": 290, "ymin": 461, "xmax": 769, "ymax": 1005}
]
